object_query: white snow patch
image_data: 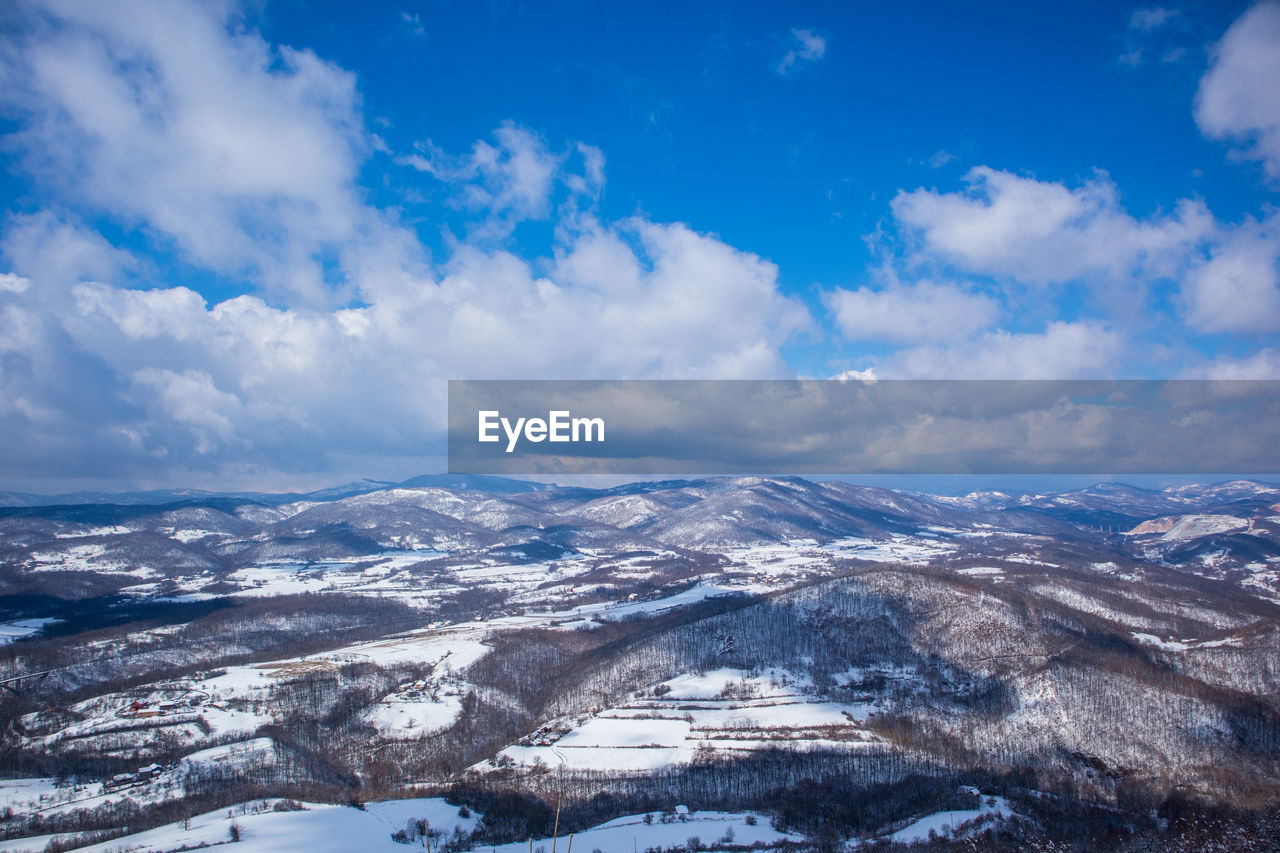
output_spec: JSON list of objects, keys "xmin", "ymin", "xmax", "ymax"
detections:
[
  {"xmin": 886, "ymin": 793, "xmax": 1012, "ymax": 844},
  {"xmin": 0, "ymin": 618, "xmax": 55, "ymax": 644},
  {"xmin": 490, "ymin": 810, "xmax": 799, "ymax": 853}
]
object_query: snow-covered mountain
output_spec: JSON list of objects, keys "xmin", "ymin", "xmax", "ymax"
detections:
[
  {"xmin": 2, "ymin": 476, "xmax": 1280, "ymax": 852},
  {"xmin": 3, "ymin": 477, "xmax": 1279, "ymax": 598}
]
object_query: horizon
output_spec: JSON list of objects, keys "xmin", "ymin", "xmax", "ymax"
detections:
[{"xmin": 4, "ymin": 471, "xmax": 1280, "ymax": 503}]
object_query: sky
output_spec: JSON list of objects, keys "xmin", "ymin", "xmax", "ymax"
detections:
[{"xmin": 0, "ymin": 0, "xmax": 1278, "ymax": 492}]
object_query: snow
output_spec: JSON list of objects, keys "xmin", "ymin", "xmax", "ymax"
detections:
[
  {"xmin": 558, "ymin": 717, "xmax": 691, "ymax": 748},
  {"xmin": 165, "ymin": 528, "xmax": 228, "ymax": 543},
  {"xmin": 54, "ymin": 797, "xmax": 479, "ymax": 853},
  {"xmin": 1132, "ymin": 632, "xmax": 1191, "ymax": 651},
  {"xmin": 886, "ymin": 793, "xmax": 1011, "ymax": 844},
  {"xmin": 825, "ymin": 535, "xmax": 956, "ymax": 565},
  {"xmin": 1004, "ymin": 554, "xmax": 1056, "ymax": 567},
  {"xmin": 1131, "ymin": 632, "xmax": 1243, "ymax": 652},
  {"xmin": 26, "ymin": 542, "xmax": 154, "ymax": 575},
  {"xmin": 179, "ymin": 737, "xmax": 276, "ymax": 770},
  {"xmin": 519, "ymin": 582, "xmax": 752, "ymax": 622},
  {"xmin": 490, "ymin": 810, "xmax": 800, "ymax": 853},
  {"xmin": 0, "ymin": 618, "xmax": 54, "ymax": 644},
  {"xmin": 1125, "ymin": 514, "xmax": 1248, "ymax": 541},
  {"xmin": 486, "ymin": 667, "xmax": 879, "ymax": 773},
  {"xmin": 363, "ymin": 688, "xmax": 464, "ymax": 739},
  {"xmin": 217, "ymin": 551, "xmax": 448, "ymax": 602},
  {"xmin": 0, "ymin": 778, "xmax": 60, "ymax": 812},
  {"xmin": 0, "ymin": 833, "xmax": 64, "ymax": 852},
  {"xmin": 8, "ymin": 799, "xmax": 792, "ymax": 853},
  {"xmin": 52, "ymin": 525, "xmax": 133, "ymax": 538},
  {"xmin": 200, "ymin": 627, "xmax": 489, "ymax": 702},
  {"xmin": 0, "ymin": 770, "xmax": 190, "ymax": 823}
]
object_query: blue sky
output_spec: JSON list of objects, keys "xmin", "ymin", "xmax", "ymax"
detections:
[{"xmin": 0, "ymin": 0, "xmax": 1278, "ymax": 491}]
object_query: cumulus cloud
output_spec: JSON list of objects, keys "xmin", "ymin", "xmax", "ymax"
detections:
[
  {"xmin": 1, "ymin": 0, "xmax": 388, "ymax": 305},
  {"xmin": 1, "ymin": 210, "xmax": 808, "ymax": 486},
  {"xmin": 891, "ymin": 166, "xmax": 1214, "ymax": 287},
  {"xmin": 887, "ymin": 155, "xmax": 1280, "ymax": 344},
  {"xmin": 1180, "ymin": 212, "xmax": 1280, "ymax": 333},
  {"xmin": 3, "ymin": 0, "xmax": 1278, "ymax": 488},
  {"xmin": 0, "ymin": 0, "xmax": 813, "ymax": 489},
  {"xmin": 1196, "ymin": 1, "xmax": 1280, "ymax": 180},
  {"xmin": 1, "ymin": 212, "xmax": 135, "ymax": 303},
  {"xmin": 775, "ymin": 28, "xmax": 826, "ymax": 75},
  {"xmin": 130, "ymin": 368, "xmax": 244, "ymax": 455},
  {"xmin": 825, "ymin": 280, "xmax": 999, "ymax": 344}
]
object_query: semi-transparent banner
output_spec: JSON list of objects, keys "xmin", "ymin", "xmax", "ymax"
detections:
[{"xmin": 447, "ymin": 379, "xmax": 1280, "ymax": 475}]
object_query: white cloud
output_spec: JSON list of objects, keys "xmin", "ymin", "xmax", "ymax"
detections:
[
  {"xmin": 891, "ymin": 166, "xmax": 1214, "ymax": 286},
  {"xmin": 825, "ymin": 280, "xmax": 999, "ymax": 344},
  {"xmin": 775, "ymin": 28, "xmax": 826, "ymax": 75},
  {"xmin": 0, "ymin": 273, "xmax": 31, "ymax": 294},
  {"xmin": 1196, "ymin": 2, "xmax": 1280, "ymax": 179},
  {"xmin": 878, "ymin": 322, "xmax": 1125, "ymax": 379},
  {"xmin": 0, "ymin": 212, "xmax": 808, "ymax": 484},
  {"xmin": 130, "ymin": 368, "xmax": 243, "ymax": 455},
  {"xmin": 398, "ymin": 123, "xmax": 603, "ymax": 240},
  {"xmin": 1195, "ymin": 347, "xmax": 1280, "ymax": 378},
  {"xmin": 889, "ymin": 162, "xmax": 1280, "ymax": 344},
  {"xmin": 2, "ymin": 0, "xmax": 390, "ymax": 305},
  {"xmin": 831, "ymin": 368, "xmax": 878, "ymax": 381},
  {"xmin": 1, "ymin": 211, "xmax": 134, "ymax": 304},
  {"xmin": 0, "ymin": 1, "xmax": 813, "ymax": 489},
  {"xmin": 1180, "ymin": 213, "xmax": 1280, "ymax": 333},
  {"xmin": 2, "ymin": 0, "xmax": 1275, "ymax": 488}
]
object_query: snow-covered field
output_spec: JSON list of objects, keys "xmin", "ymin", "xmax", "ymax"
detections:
[
  {"xmin": 1126, "ymin": 514, "xmax": 1249, "ymax": 541},
  {"xmin": 486, "ymin": 667, "xmax": 880, "ymax": 773},
  {"xmin": 363, "ymin": 682, "xmax": 466, "ymax": 738},
  {"xmin": 25, "ymin": 542, "xmax": 154, "ymax": 576},
  {"xmin": 0, "ymin": 741, "xmax": 279, "ymax": 824},
  {"xmin": 822, "ymin": 535, "xmax": 957, "ymax": 565},
  {"xmin": 20, "ymin": 681, "xmax": 273, "ymax": 759},
  {"xmin": 884, "ymin": 790, "xmax": 1013, "ymax": 845},
  {"xmin": 13, "ymin": 584, "xmax": 783, "ymax": 754},
  {"xmin": 491, "ymin": 810, "xmax": 800, "ymax": 853},
  {"xmin": 1130, "ymin": 632, "xmax": 1243, "ymax": 652},
  {"xmin": 0, "ymin": 797, "xmax": 480, "ymax": 853},
  {"xmin": 0, "ymin": 798, "xmax": 800, "ymax": 853},
  {"xmin": 0, "ymin": 618, "xmax": 55, "ymax": 644}
]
